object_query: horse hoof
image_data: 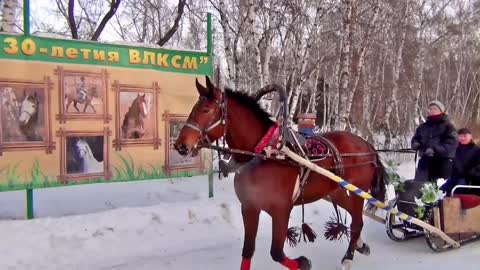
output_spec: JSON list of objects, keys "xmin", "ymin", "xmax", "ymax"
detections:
[
  {"xmin": 356, "ymin": 243, "xmax": 370, "ymax": 256},
  {"xmin": 340, "ymin": 259, "xmax": 352, "ymax": 270},
  {"xmin": 295, "ymin": 256, "xmax": 312, "ymax": 270}
]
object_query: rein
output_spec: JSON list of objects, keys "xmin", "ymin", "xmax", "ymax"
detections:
[{"xmin": 203, "ymin": 144, "xmax": 381, "ymax": 160}]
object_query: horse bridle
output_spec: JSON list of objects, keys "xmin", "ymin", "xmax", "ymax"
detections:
[{"xmin": 184, "ymin": 92, "xmax": 227, "ymax": 147}]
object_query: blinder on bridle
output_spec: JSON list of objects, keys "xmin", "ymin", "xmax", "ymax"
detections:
[{"xmin": 184, "ymin": 90, "xmax": 227, "ymax": 147}]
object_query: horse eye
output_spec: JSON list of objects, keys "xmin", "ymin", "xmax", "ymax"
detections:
[{"xmin": 202, "ymin": 108, "xmax": 210, "ymax": 113}]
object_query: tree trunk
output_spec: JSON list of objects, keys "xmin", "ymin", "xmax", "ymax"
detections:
[
  {"xmin": 218, "ymin": 0, "xmax": 235, "ymax": 86},
  {"xmin": 383, "ymin": 3, "xmax": 408, "ymax": 148},
  {"xmin": 287, "ymin": 4, "xmax": 323, "ymax": 123},
  {"xmin": 336, "ymin": 0, "xmax": 356, "ymax": 130},
  {"xmin": 329, "ymin": 40, "xmax": 343, "ymax": 130},
  {"xmin": 347, "ymin": 1, "xmax": 380, "ymax": 127},
  {"xmin": 246, "ymin": 0, "xmax": 263, "ymax": 90},
  {"xmin": 0, "ymin": 0, "xmax": 18, "ymax": 32}
]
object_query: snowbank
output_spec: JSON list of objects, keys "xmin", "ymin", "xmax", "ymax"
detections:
[{"xmin": 0, "ymin": 163, "xmax": 477, "ymax": 270}]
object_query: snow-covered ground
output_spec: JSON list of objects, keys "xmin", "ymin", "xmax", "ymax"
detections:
[{"xmin": 0, "ymin": 160, "xmax": 478, "ymax": 270}]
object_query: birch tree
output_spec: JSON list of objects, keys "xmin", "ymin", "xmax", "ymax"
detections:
[{"xmin": 0, "ymin": 0, "xmax": 18, "ymax": 32}]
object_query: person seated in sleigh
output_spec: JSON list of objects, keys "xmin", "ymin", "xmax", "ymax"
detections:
[
  {"xmin": 411, "ymin": 100, "xmax": 458, "ymax": 183},
  {"xmin": 440, "ymin": 128, "xmax": 480, "ymax": 196}
]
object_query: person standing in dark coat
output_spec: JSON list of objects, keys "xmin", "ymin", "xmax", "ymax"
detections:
[
  {"xmin": 440, "ymin": 128, "xmax": 480, "ymax": 195},
  {"xmin": 411, "ymin": 101, "xmax": 458, "ymax": 182}
]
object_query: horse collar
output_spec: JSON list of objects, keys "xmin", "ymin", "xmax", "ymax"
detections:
[{"xmin": 254, "ymin": 124, "xmax": 280, "ymax": 154}]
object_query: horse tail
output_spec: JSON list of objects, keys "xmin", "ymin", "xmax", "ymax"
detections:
[{"xmin": 366, "ymin": 143, "xmax": 388, "ymax": 212}]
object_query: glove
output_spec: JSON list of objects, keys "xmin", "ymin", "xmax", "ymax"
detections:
[
  {"xmin": 411, "ymin": 142, "xmax": 420, "ymax": 150},
  {"xmin": 425, "ymin": 148, "xmax": 434, "ymax": 157}
]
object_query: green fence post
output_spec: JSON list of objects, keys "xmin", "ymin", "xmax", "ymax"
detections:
[
  {"xmin": 23, "ymin": 0, "xmax": 30, "ymax": 35},
  {"xmin": 208, "ymin": 170, "xmax": 214, "ymax": 198},
  {"xmin": 208, "ymin": 150, "xmax": 214, "ymax": 198},
  {"xmin": 26, "ymin": 188, "xmax": 34, "ymax": 219},
  {"xmin": 207, "ymin": 12, "xmax": 214, "ymax": 199}
]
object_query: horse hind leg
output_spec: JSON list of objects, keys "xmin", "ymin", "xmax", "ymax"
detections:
[
  {"xmin": 341, "ymin": 196, "xmax": 369, "ymax": 270},
  {"xmin": 270, "ymin": 206, "xmax": 311, "ymax": 270},
  {"xmin": 85, "ymin": 100, "xmax": 96, "ymax": 113}
]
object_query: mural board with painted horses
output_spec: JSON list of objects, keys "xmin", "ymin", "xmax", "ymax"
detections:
[{"xmin": 0, "ymin": 33, "xmax": 212, "ymax": 191}]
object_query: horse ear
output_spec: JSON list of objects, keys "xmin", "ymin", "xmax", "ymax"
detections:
[
  {"xmin": 195, "ymin": 78, "xmax": 210, "ymax": 97},
  {"xmin": 205, "ymin": 76, "xmax": 215, "ymax": 91}
]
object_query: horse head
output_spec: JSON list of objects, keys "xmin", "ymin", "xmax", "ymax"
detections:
[
  {"xmin": 76, "ymin": 139, "xmax": 92, "ymax": 160},
  {"xmin": 89, "ymin": 87, "xmax": 99, "ymax": 98},
  {"xmin": 18, "ymin": 91, "xmax": 38, "ymax": 125},
  {"xmin": 174, "ymin": 76, "xmax": 224, "ymax": 156},
  {"xmin": 134, "ymin": 93, "xmax": 148, "ymax": 118}
]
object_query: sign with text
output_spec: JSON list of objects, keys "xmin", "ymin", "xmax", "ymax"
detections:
[{"xmin": 0, "ymin": 34, "xmax": 211, "ymax": 75}]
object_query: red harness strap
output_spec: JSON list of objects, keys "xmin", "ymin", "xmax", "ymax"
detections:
[{"xmin": 254, "ymin": 124, "xmax": 280, "ymax": 154}]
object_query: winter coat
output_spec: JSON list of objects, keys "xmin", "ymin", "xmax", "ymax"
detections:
[
  {"xmin": 451, "ymin": 142, "xmax": 480, "ymax": 184},
  {"xmin": 411, "ymin": 114, "xmax": 458, "ymax": 159},
  {"xmin": 464, "ymin": 147, "xmax": 480, "ymax": 186}
]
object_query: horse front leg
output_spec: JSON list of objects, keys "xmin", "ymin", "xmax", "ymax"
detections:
[
  {"xmin": 73, "ymin": 101, "xmax": 80, "ymax": 112},
  {"xmin": 270, "ymin": 206, "xmax": 311, "ymax": 270},
  {"xmin": 240, "ymin": 205, "xmax": 260, "ymax": 270}
]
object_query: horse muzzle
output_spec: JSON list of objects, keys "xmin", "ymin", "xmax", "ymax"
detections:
[
  {"xmin": 175, "ymin": 144, "xmax": 189, "ymax": 156},
  {"xmin": 174, "ymin": 143, "xmax": 200, "ymax": 157}
]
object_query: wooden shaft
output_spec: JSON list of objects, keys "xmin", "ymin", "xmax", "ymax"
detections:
[{"xmin": 281, "ymin": 146, "xmax": 460, "ymax": 248}]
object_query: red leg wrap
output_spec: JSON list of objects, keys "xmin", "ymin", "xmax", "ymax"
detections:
[
  {"xmin": 281, "ymin": 258, "xmax": 299, "ymax": 270},
  {"xmin": 240, "ymin": 258, "xmax": 251, "ymax": 270}
]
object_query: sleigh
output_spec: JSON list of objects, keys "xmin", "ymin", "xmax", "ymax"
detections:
[{"xmin": 386, "ymin": 181, "xmax": 480, "ymax": 251}]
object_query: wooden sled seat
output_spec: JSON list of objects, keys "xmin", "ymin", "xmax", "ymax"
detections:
[{"xmin": 440, "ymin": 196, "xmax": 480, "ymax": 234}]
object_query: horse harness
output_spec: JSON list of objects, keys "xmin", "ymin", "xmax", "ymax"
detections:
[
  {"xmin": 184, "ymin": 89, "xmax": 379, "ymax": 202},
  {"xmin": 282, "ymin": 128, "xmax": 378, "ymax": 202}
]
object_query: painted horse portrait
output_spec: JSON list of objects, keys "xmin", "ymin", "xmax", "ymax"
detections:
[
  {"xmin": 0, "ymin": 87, "xmax": 23, "ymax": 141},
  {"xmin": 18, "ymin": 91, "xmax": 42, "ymax": 141},
  {"xmin": 65, "ymin": 86, "xmax": 99, "ymax": 113},
  {"xmin": 76, "ymin": 139, "xmax": 104, "ymax": 174},
  {"xmin": 0, "ymin": 88, "xmax": 42, "ymax": 142},
  {"xmin": 174, "ymin": 76, "xmax": 387, "ymax": 270},
  {"xmin": 121, "ymin": 93, "xmax": 148, "ymax": 139}
]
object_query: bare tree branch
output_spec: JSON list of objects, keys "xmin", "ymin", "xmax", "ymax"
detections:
[
  {"xmin": 91, "ymin": 0, "xmax": 121, "ymax": 41},
  {"xmin": 157, "ymin": 0, "xmax": 187, "ymax": 46}
]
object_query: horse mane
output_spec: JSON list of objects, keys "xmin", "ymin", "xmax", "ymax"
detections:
[{"xmin": 225, "ymin": 88, "xmax": 274, "ymax": 127}]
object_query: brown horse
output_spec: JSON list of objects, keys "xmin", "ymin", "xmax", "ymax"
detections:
[
  {"xmin": 121, "ymin": 93, "xmax": 148, "ymax": 139},
  {"xmin": 65, "ymin": 86, "xmax": 99, "ymax": 113},
  {"xmin": 174, "ymin": 76, "xmax": 387, "ymax": 270}
]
